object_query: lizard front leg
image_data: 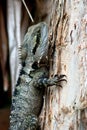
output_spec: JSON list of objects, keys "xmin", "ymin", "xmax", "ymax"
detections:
[
  {"xmin": 37, "ymin": 75, "xmax": 67, "ymax": 88},
  {"xmin": 45, "ymin": 74, "xmax": 67, "ymax": 87}
]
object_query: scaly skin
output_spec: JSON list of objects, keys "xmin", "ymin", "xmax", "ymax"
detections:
[{"xmin": 9, "ymin": 22, "xmax": 66, "ymax": 130}]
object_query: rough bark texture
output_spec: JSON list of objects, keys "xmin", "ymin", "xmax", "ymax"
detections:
[
  {"xmin": 6, "ymin": 0, "xmax": 87, "ymax": 130},
  {"xmin": 40, "ymin": 0, "xmax": 87, "ymax": 130}
]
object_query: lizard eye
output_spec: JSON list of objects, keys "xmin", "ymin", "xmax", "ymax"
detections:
[{"xmin": 32, "ymin": 62, "xmax": 38, "ymax": 69}]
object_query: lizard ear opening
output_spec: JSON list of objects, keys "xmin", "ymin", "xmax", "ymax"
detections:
[{"xmin": 32, "ymin": 61, "xmax": 38, "ymax": 69}]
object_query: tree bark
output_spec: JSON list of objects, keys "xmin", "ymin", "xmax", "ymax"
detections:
[{"xmin": 40, "ymin": 0, "xmax": 87, "ymax": 130}]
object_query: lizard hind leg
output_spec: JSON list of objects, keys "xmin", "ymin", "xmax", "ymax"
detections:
[{"xmin": 24, "ymin": 114, "xmax": 38, "ymax": 130}]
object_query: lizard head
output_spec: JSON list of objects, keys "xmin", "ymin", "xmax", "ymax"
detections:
[{"xmin": 22, "ymin": 22, "xmax": 49, "ymax": 67}]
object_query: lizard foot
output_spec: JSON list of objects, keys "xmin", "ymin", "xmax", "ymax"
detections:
[{"xmin": 53, "ymin": 74, "xmax": 67, "ymax": 87}]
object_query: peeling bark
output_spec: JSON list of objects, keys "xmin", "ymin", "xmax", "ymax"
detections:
[{"xmin": 40, "ymin": 0, "xmax": 87, "ymax": 130}]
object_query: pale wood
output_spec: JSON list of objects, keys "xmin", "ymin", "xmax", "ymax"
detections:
[
  {"xmin": 7, "ymin": 0, "xmax": 22, "ymax": 93},
  {"xmin": 40, "ymin": 0, "xmax": 87, "ymax": 130}
]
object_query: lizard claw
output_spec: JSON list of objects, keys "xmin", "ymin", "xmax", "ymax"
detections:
[
  {"xmin": 52, "ymin": 74, "xmax": 67, "ymax": 87},
  {"xmin": 56, "ymin": 75, "xmax": 67, "ymax": 82},
  {"xmin": 54, "ymin": 74, "xmax": 67, "ymax": 82}
]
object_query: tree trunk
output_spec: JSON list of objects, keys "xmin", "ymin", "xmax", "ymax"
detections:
[
  {"xmin": 39, "ymin": 0, "xmax": 87, "ymax": 130},
  {"xmin": 6, "ymin": 0, "xmax": 87, "ymax": 129}
]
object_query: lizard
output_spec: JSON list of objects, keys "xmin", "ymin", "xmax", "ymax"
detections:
[{"xmin": 9, "ymin": 22, "xmax": 66, "ymax": 130}]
